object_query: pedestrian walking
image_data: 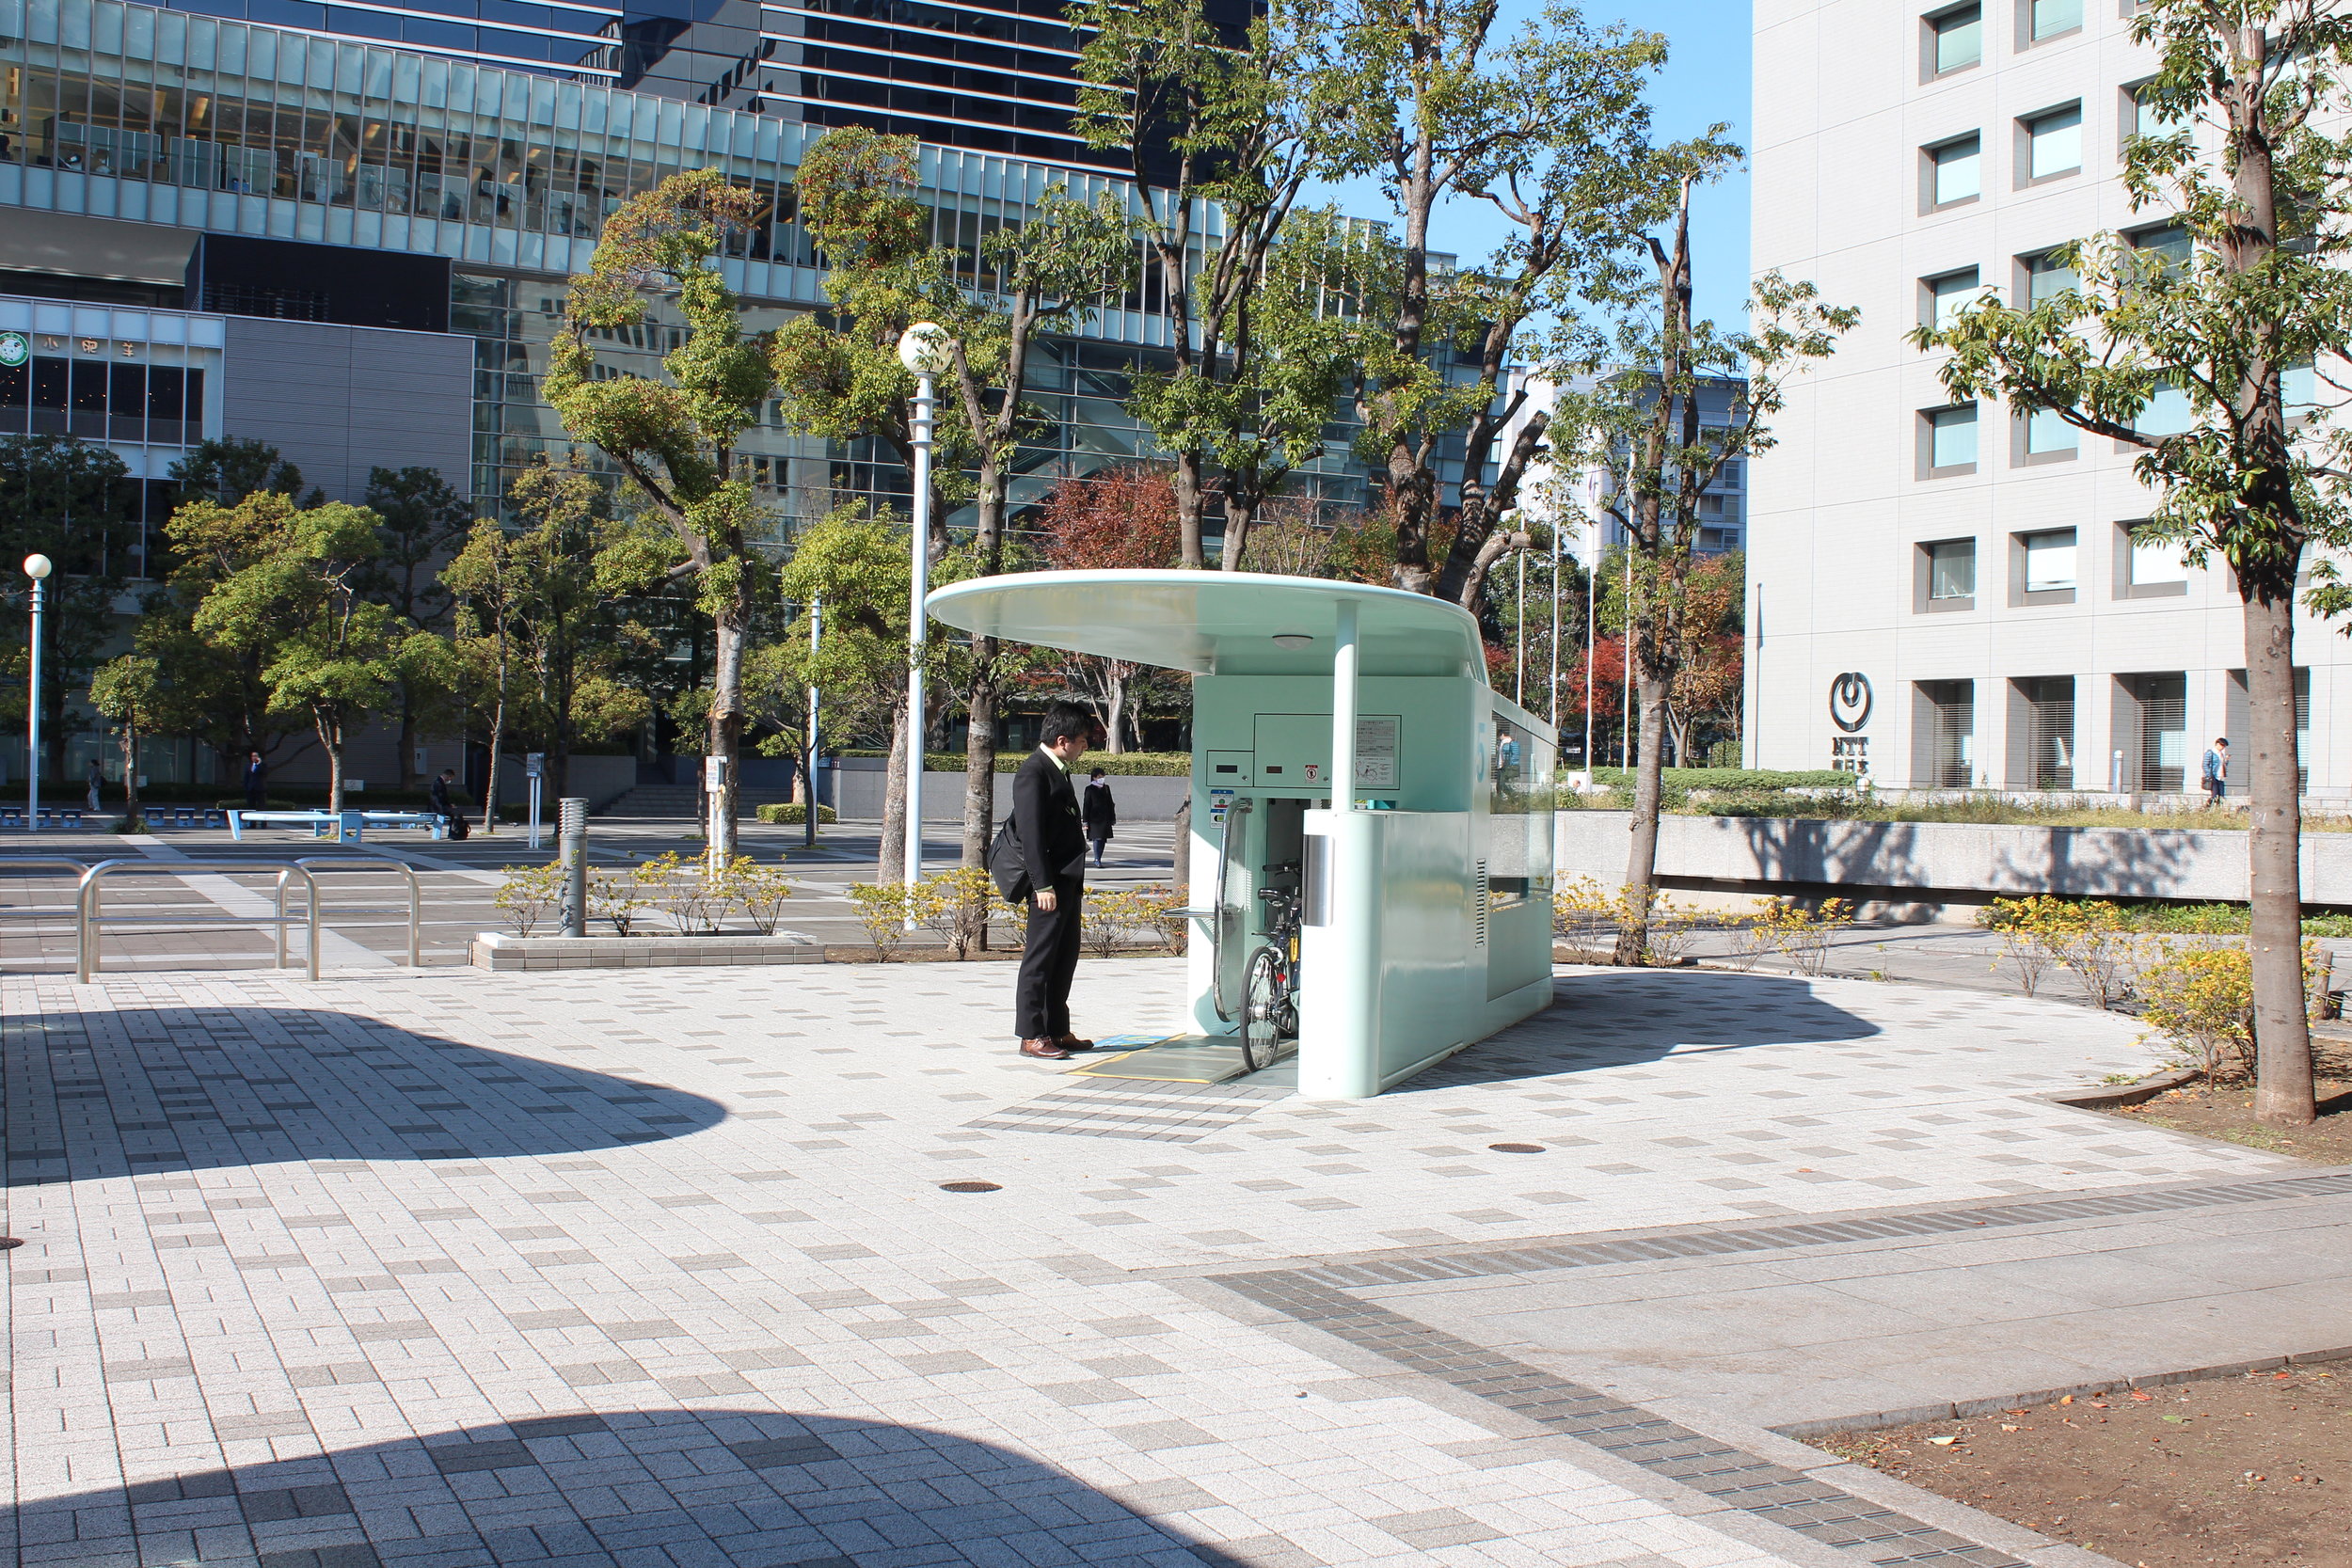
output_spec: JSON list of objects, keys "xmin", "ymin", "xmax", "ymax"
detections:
[
  {"xmin": 429, "ymin": 768, "xmax": 469, "ymax": 839},
  {"xmin": 2201, "ymin": 736, "xmax": 2230, "ymax": 806},
  {"xmin": 86, "ymin": 759, "xmax": 103, "ymax": 812},
  {"xmin": 1010, "ymin": 703, "xmax": 1103, "ymax": 1060},
  {"xmin": 243, "ymin": 751, "xmax": 268, "ymax": 809},
  {"xmin": 1081, "ymin": 767, "xmax": 1116, "ymax": 867}
]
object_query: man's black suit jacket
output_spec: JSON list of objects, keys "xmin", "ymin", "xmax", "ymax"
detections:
[{"xmin": 1012, "ymin": 750, "xmax": 1088, "ymax": 889}]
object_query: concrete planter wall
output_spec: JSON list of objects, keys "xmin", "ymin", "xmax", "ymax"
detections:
[
  {"xmin": 472, "ymin": 931, "xmax": 822, "ymax": 971},
  {"xmin": 829, "ymin": 759, "xmax": 1190, "ymax": 822},
  {"xmin": 1554, "ymin": 810, "xmax": 2352, "ymax": 919}
]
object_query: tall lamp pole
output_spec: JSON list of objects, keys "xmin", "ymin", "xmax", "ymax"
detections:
[
  {"xmin": 24, "ymin": 553, "xmax": 50, "ymax": 832},
  {"xmin": 897, "ymin": 323, "xmax": 950, "ymax": 901},
  {"xmin": 804, "ymin": 595, "xmax": 821, "ymax": 851}
]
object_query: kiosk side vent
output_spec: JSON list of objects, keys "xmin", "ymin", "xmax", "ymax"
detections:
[{"xmin": 1473, "ymin": 860, "xmax": 1489, "ymax": 947}]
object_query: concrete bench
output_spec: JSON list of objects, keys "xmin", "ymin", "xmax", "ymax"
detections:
[
  {"xmin": 228, "ymin": 809, "xmax": 448, "ymax": 844},
  {"xmin": 1, "ymin": 806, "xmax": 85, "ymax": 829}
]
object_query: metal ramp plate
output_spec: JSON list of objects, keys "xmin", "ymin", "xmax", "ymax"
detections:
[{"xmin": 1068, "ymin": 1034, "xmax": 1260, "ymax": 1085}]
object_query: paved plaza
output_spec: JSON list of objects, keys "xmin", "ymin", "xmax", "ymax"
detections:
[{"xmin": 4, "ymin": 945, "xmax": 2343, "ymax": 1568}]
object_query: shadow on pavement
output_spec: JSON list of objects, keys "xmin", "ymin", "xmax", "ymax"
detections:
[
  {"xmin": 3, "ymin": 1006, "xmax": 725, "ymax": 1184},
  {"xmin": 17, "ymin": 1408, "xmax": 1251, "ymax": 1566},
  {"xmin": 1403, "ymin": 969, "xmax": 1883, "ymax": 1091}
]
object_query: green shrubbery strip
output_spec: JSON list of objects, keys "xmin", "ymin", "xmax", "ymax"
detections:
[{"xmin": 834, "ymin": 750, "xmax": 1191, "ymax": 776}]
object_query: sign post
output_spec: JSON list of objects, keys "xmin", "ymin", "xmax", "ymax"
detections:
[{"xmin": 525, "ymin": 752, "xmax": 546, "ymax": 849}]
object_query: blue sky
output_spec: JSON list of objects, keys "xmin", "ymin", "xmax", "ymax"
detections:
[{"xmin": 1306, "ymin": 0, "xmax": 1755, "ymax": 333}]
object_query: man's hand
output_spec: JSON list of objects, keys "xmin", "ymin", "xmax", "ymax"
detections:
[{"xmin": 1035, "ymin": 888, "xmax": 1058, "ymax": 912}]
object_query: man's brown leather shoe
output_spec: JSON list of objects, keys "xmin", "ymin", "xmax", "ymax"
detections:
[
  {"xmin": 1020, "ymin": 1037, "xmax": 1073, "ymax": 1059},
  {"xmin": 1057, "ymin": 1035, "xmax": 1096, "ymax": 1052}
]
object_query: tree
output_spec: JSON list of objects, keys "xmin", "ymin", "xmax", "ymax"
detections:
[
  {"xmin": 183, "ymin": 495, "xmax": 410, "ymax": 811},
  {"xmin": 543, "ymin": 166, "xmax": 777, "ymax": 867},
  {"xmin": 1072, "ymin": 0, "xmax": 1326, "ymax": 566},
  {"xmin": 1921, "ymin": 0, "xmax": 2352, "ymax": 1127},
  {"xmin": 1038, "ymin": 465, "xmax": 1184, "ymax": 749},
  {"xmin": 0, "ymin": 435, "xmax": 134, "ymax": 777},
  {"xmin": 1562, "ymin": 178, "xmax": 1851, "ymax": 963},
  {"xmin": 363, "ymin": 465, "xmax": 470, "ymax": 788},
  {"xmin": 170, "ymin": 436, "xmax": 314, "ymax": 505},
  {"xmin": 1294, "ymin": 0, "xmax": 1692, "ymax": 608},
  {"xmin": 87, "ymin": 655, "xmax": 165, "ymax": 828},
  {"xmin": 771, "ymin": 129, "xmax": 974, "ymax": 881}
]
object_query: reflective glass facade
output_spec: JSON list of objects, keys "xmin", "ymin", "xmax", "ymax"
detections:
[{"xmin": 0, "ymin": 0, "xmax": 1373, "ymax": 540}]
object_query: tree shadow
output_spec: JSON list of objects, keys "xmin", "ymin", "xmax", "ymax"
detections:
[
  {"xmin": 4, "ymin": 1006, "xmax": 725, "ymax": 1186},
  {"xmin": 16, "ymin": 1408, "xmax": 1251, "ymax": 1566},
  {"xmin": 1400, "ymin": 970, "xmax": 1883, "ymax": 1090}
]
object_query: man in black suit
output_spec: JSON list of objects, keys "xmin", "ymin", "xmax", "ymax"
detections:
[{"xmin": 1012, "ymin": 703, "xmax": 1104, "ymax": 1059}]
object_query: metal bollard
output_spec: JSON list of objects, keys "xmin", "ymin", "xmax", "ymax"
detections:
[{"xmin": 558, "ymin": 797, "xmax": 588, "ymax": 937}]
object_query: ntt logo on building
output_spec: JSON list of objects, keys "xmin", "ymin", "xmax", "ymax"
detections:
[{"xmin": 1829, "ymin": 672, "xmax": 1873, "ymax": 733}]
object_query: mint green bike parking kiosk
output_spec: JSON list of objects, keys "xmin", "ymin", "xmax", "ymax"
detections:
[{"xmin": 927, "ymin": 569, "xmax": 1558, "ymax": 1099}]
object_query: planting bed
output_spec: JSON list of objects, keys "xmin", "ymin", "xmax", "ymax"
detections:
[
  {"xmin": 2106, "ymin": 1079, "xmax": 2352, "ymax": 1164},
  {"xmin": 1820, "ymin": 1368, "xmax": 2352, "ymax": 1568}
]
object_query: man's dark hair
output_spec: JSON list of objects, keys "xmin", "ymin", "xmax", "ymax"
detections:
[
  {"xmin": 1040, "ymin": 703, "xmax": 1096, "ymax": 746},
  {"xmin": 1089, "ymin": 768, "xmax": 1105, "ymax": 778},
  {"xmin": 2217, "ymin": 737, "xmax": 2229, "ymax": 746}
]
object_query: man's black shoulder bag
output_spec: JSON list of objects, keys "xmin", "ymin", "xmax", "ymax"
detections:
[{"xmin": 987, "ymin": 815, "xmax": 1031, "ymax": 902}]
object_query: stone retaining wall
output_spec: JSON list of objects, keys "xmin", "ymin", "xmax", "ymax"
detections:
[
  {"xmin": 471, "ymin": 931, "xmax": 823, "ymax": 971},
  {"xmin": 1555, "ymin": 810, "xmax": 2352, "ymax": 920}
]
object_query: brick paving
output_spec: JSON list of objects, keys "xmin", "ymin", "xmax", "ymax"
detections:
[{"xmin": 2, "ymin": 953, "xmax": 2318, "ymax": 1566}]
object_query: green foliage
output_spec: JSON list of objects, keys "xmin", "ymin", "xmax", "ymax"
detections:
[
  {"xmin": 1588, "ymin": 767, "xmax": 1853, "ymax": 791},
  {"xmin": 169, "ymin": 436, "xmax": 315, "ymax": 505},
  {"xmin": 493, "ymin": 862, "xmax": 564, "ymax": 936},
  {"xmin": 845, "ymin": 882, "xmax": 917, "ymax": 958},
  {"xmin": 753, "ymin": 802, "xmax": 838, "ymax": 825},
  {"xmin": 0, "ymin": 434, "xmax": 135, "ymax": 759},
  {"xmin": 2137, "ymin": 941, "xmax": 2259, "ymax": 1080}
]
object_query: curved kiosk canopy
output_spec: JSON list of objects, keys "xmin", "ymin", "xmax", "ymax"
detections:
[{"xmin": 929, "ymin": 570, "xmax": 1557, "ymax": 1099}]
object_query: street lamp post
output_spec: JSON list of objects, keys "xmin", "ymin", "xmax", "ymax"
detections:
[
  {"xmin": 804, "ymin": 595, "xmax": 821, "ymax": 852},
  {"xmin": 24, "ymin": 553, "xmax": 51, "ymax": 832},
  {"xmin": 897, "ymin": 323, "xmax": 951, "ymax": 902}
]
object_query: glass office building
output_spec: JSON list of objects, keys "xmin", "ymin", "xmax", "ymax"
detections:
[{"xmin": 0, "ymin": 0, "xmax": 1381, "ymax": 545}]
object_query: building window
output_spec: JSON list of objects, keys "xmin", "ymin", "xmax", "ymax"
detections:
[
  {"xmin": 2024, "ymin": 0, "xmax": 2081, "ymax": 44},
  {"xmin": 1915, "ymin": 680, "xmax": 1976, "ymax": 787},
  {"xmin": 1922, "ymin": 404, "xmax": 1979, "ymax": 476},
  {"xmin": 2285, "ymin": 359, "xmax": 2319, "ymax": 417},
  {"xmin": 1927, "ymin": 135, "xmax": 1982, "ymax": 209},
  {"xmin": 2022, "ymin": 247, "xmax": 2079, "ymax": 307},
  {"xmin": 1923, "ymin": 267, "xmax": 1982, "ymax": 330},
  {"xmin": 2022, "ymin": 404, "xmax": 2078, "ymax": 459},
  {"xmin": 2225, "ymin": 668, "xmax": 2312, "ymax": 791},
  {"xmin": 1918, "ymin": 537, "xmax": 1978, "ymax": 610},
  {"xmin": 2128, "ymin": 222, "xmax": 2191, "ymax": 277},
  {"xmin": 1926, "ymin": 3, "xmax": 1983, "ymax": 76},
  {"xmin": 2118, "ymin": 522, "xmax": 2189, "ymax": 597},
  {"xmin": 2021, "ymin": 103, "xmax": 2084, "ymax": 182},
  {"xmin": 2012, "ymin": 676, "xmax": 2076, "ymax": 789},
  {"xmin": 2126, "ymin": 81, "xmax": 2186, "ymax": 144},
  {"xmin": 2133, "ymin": 378, "xmax": 2192, "ymax": 438},
  {"xmin": 2118, "ymin": 673, "xmax": 2188, "ymax": 791},
  {"xmin": 2012, "ymin": 527, "xmax": 2078, "ymax": 604}
]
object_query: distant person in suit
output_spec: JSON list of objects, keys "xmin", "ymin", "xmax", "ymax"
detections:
[
  {"xmin": 1011, "ymin": 703, "xmax": 1104, "ymax": 1059},
  {"xmin": 86, "ymin": 759, "xmax": 104, "ymax": 812},
  {"xmin": 1081, "ymin": 767, "xmax": 1116, "ymax": 867},
  {"xmin": 244, "ymin": 751, "xmax": 267, "ymax": 809},
  {"xmin": 430, "ymin": 768, "xmax": 469, "ymax": 840}
]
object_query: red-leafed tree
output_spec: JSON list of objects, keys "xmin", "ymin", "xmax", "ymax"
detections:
[{"xmin": 1037, "ymin": 465, "xmax": 1183, "ymax": 748}]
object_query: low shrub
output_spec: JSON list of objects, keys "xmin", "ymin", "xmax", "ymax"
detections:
[
  {"xmin": 836, "ymin": 750, "xmax": 1192, "ymax": 777},
  {"xmin": 494, "ymin": 863, "xmax": 564, "ymax": 936},
  {"xmin": 754, "ymin": 802, "xmax": 838, "ymax": 825},
  {"xmin": 1587, "ymin": 767, "xmax": 1858, "ymax": 791},
  {"xmin": 846, "ymin": 882, "xmax": 917, "ymax": 958}
]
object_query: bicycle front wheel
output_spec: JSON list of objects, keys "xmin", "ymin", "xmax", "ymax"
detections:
[{"xmin": 1239, "ymin": 945, "xmax": 1288, "ymax": 1073}]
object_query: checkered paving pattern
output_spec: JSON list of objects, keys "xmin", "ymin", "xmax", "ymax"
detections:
[{"xmin": 1, "ymin": 958, "xmax": 2307, "ymax": 1565}]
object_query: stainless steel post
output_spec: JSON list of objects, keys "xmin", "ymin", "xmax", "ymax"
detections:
[{"xmin": 559, "ymin": 797, "xmax": 587, "ymax": 937}]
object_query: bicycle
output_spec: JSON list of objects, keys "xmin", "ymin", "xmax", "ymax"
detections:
[{"xmin": 1239, "ymin": 883, "xmax": 1303, "ymax": 1072}]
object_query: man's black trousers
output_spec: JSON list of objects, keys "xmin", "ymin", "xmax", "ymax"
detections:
[{"xmin": 1015, "ymin": 878, "xmax": 1083, "ymax": 1040}]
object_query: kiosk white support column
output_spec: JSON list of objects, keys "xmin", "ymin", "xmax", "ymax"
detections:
[
  {"xmin": 1330, "ymin": 600, "xmax": 1358, "ymax": 813},
  {"xmin": 1301, "ymin": 599, "xmax": 1382, "ymax": 1100}
]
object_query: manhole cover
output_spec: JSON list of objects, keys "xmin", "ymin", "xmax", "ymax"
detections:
[
  {"xmin": 938, "ymin": 1180, "xmax": 1003, "ymax": 1193},
  {"xmin": 1488, "ymin": 1143, "xmax": 1545, "ymax": 1153}
]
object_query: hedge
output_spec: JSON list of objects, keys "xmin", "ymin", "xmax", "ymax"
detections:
[
  {"xmin": 754, "ymin": 802, "xmax": 840, "ymax": 825},
  {"xmin": 1584, "ymin": 767, "xmax": 1858, "ymax": 791},
  {"xmin": 835, "ymin": 750, "xmax": 1192, "ymax": 776}
]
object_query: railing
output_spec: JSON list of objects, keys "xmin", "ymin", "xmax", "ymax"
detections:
[
  {"xmin": 0, "ymin": 859, "xmax": 96, "ymax": 958},
  {"xmin": 294, "ymin": 857, "xmax": 423, "ymax": 968},
  {"xmin": 76, "ymin": 860, "xmax": 321, "ymax": 983}
]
